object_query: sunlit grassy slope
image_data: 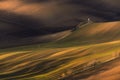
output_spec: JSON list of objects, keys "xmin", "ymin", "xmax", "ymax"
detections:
[
  {"xmin": 1, "ymin": 21, "xmax": 120, "ymax": 80},
  {"xmin": 57, "ymin": 21, "xmax": 120, "ymax": 46}
]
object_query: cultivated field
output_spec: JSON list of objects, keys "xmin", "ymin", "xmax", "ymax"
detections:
[{"xmin": 1, "ymin": 21, "xmax": 120, "ymax": 80}]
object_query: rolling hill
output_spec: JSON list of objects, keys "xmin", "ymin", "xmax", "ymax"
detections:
[
  {"xmin": 1, "ymin": 21, "xmax": 120, "ymax": 80},
  {"xmin": 57, "ymin": 21, "xmax": 120, "ymax": 46}
]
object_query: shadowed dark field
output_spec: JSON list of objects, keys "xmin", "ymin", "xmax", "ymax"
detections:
[{"xmin": 1, "ymin": 0, "xmax": 120, "ymax": 48}]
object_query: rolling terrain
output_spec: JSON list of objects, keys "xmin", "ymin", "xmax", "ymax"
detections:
[{"xmin": 1, "ymin": 21, "xmax": 120, "ymax": 80}]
